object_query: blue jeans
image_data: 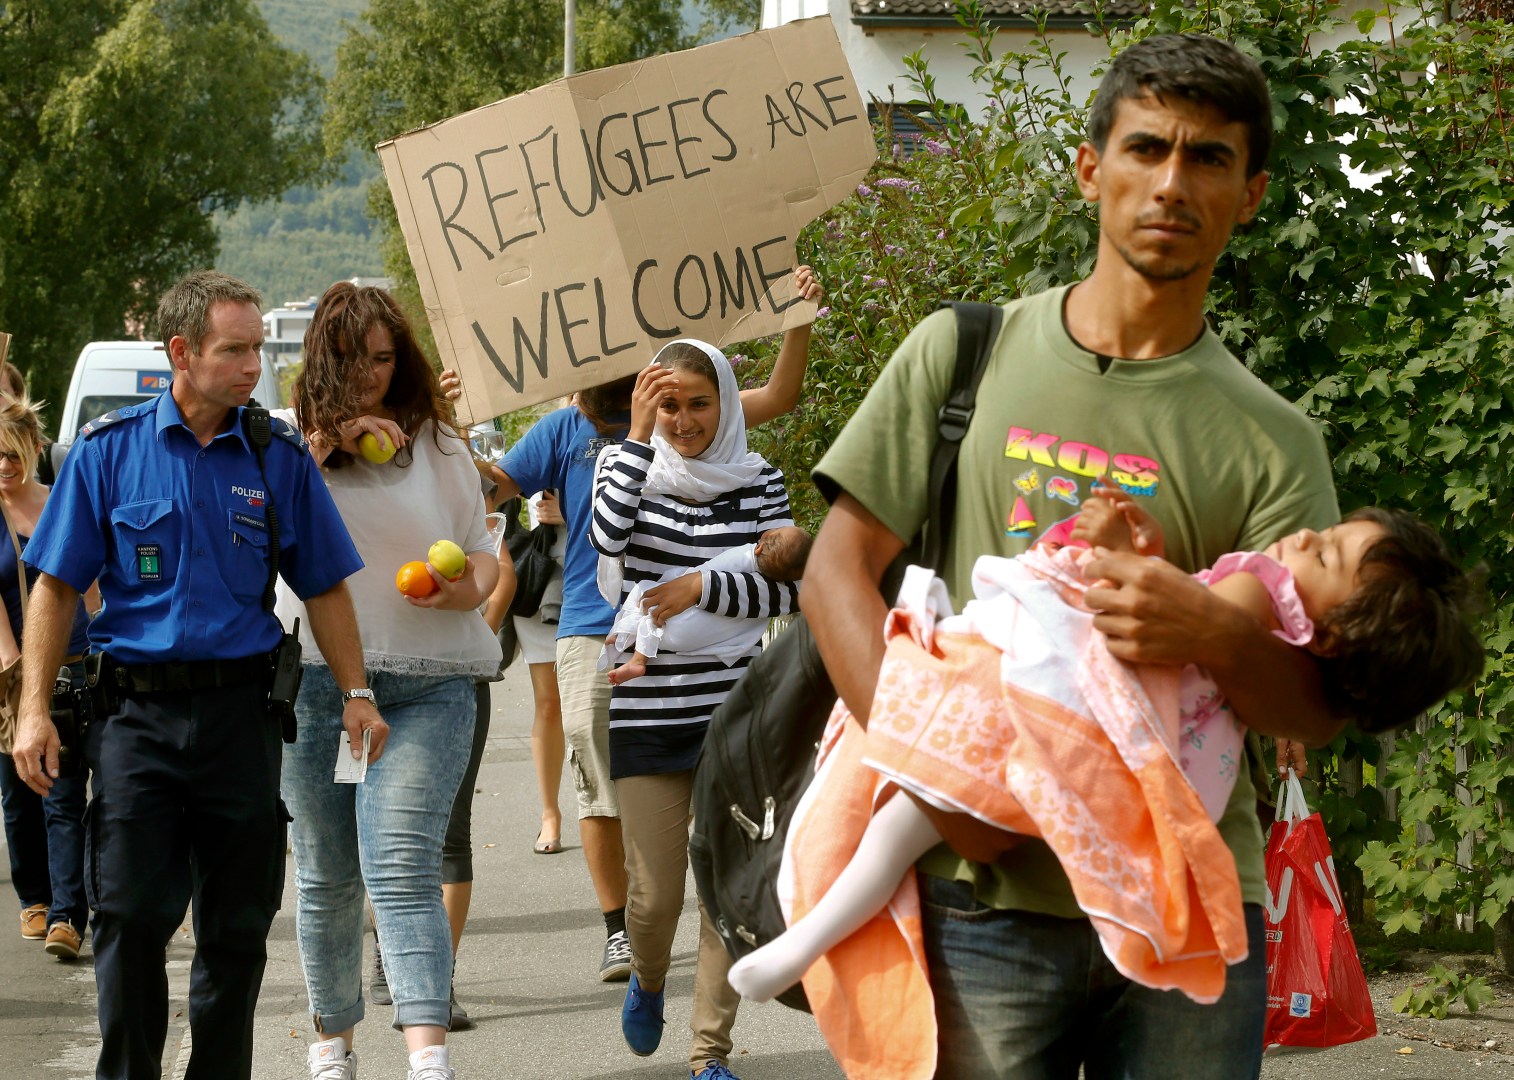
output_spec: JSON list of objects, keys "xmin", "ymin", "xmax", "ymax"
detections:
[
  {"xmin": 282, "ymin": 666, "xmax": 474, "ymax": 1033},
  {"xmin": 0, "ymin": 751, "xmax": 88, "ymax": 928},
  {"xmin": 921, "ymin": 875, "xmax": 1267, "ymax": 1079}
]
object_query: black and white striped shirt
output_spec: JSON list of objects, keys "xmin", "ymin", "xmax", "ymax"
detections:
[{"xmin": 591, "ymin": 439, "xmax": 798, "ymax": 778}]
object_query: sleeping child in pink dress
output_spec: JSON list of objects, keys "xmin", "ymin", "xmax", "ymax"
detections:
[{"xmin": 726, "ymin": 487, "xmax": 1484, "ymax": 1022}]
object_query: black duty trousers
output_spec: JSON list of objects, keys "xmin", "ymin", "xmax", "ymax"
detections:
[{"xmin": 84, "ymin": 682, "xmax": 285, "ymax": 1080}]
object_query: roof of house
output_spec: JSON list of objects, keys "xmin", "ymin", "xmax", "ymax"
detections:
[{"xmin": 851, "ymin": 0, "xmax": 1146, "ymax": 23}]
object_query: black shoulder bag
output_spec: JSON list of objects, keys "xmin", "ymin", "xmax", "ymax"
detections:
[
  {"xmin": 688, "ymin": 301, "xmax": 1003, "ymax": 1012},
  {"xmin": 502, "ymin": 497, "xmax": 558, "ymax": 619}
]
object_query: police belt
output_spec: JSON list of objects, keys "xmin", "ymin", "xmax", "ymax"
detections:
[{"xmin": 112, "ymin": 653, "xmax": 274, "ymax": 694}]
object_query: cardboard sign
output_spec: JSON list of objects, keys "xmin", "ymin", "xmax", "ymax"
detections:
[{"xmin": 379, "ymin": 17, "xmax": 877, "ymax": 420}]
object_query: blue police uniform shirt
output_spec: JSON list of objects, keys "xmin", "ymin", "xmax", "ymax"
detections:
[
  {"xmin": 499, "ymin": 406, "xmax": 628, "ymax": 640},
  {"xmin": 25, "ymin": 391, "xmax": 362, "ymax": 665}
]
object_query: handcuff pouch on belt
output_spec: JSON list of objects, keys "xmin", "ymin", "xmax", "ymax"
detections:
[
  {"xmin": 83, "ymin": 651, "xmax": 115, "ymax": 722},
  {"xmin": 50, "ymin": 663, "xmax": 88, "ymax": 779}
]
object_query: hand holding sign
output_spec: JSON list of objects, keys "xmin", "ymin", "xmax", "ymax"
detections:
[
  {"xmin": 793, "ymin": 264, "xmax": 822, "ymax": 306},
  {"xmin": 379, "ymin": 17, "xmax": 875, "ymax": 421}
]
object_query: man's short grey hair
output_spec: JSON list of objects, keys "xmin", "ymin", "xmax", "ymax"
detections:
[{"xmin": 158, "ymin": 270, "xmax": 262, "ymax": 356}]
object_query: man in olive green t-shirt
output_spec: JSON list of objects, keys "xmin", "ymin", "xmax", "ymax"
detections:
[{"xmin": 805, "ymin": 34, "xmax": 1343, "ymax": 1079}]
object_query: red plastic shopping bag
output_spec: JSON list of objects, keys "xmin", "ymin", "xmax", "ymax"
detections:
[{"xmin": 1262, "ymin": 770, "xmax": 1377, "ymax": 1049}]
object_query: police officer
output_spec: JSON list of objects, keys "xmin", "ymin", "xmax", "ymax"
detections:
[{"xmin": 11, "ymin": 270, "xmax": 387, "ymax": 1080}]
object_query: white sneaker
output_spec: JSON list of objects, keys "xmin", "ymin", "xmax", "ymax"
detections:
[
  {"xmin": 405, "ymin": 1042, "xmax": 451, "ymax": 1078},
  {"xmin": 408, "ymin": 1045, "xmax": 454, "ymax": 1080},
  {"xmin": 308, "ymin": 1037, "xmax": 357, "ymax": 1079}
]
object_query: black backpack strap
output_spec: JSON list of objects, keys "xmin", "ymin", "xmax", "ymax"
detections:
[
  {"xmin": 241, "ymin": 400, "xmax": 282, "ymax": 614},
  {"xmin": 919, "ymin": 301, "xmax": 1003, "ymax": 571}
]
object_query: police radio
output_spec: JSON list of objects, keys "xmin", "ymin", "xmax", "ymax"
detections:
[
  {"xmin": 269, "ymin": 617, "xmax": 302, "ymax": 745},
  {"xmin": 244, "ymin": 401, "xmax": 302, "ymax": 743}
]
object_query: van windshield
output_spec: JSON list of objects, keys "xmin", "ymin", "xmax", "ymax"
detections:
[{"xmin": 75, "ymin": 394, "xmax": 152, "ymax": 437}]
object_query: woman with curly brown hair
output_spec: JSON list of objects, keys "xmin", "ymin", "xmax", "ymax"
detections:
[{"xmin": 274, "ymin": 282, "xmax": 501, "ymax": 1080}]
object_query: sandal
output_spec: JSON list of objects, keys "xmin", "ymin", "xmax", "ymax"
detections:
[{"xmin": 533, "ymin": 832, "xmax": 563, "ymax": 855}]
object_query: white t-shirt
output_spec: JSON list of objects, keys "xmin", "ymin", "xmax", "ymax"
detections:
[{"xmin": 274, "ymin": 415, "xmax": 502, "ymax": 678}]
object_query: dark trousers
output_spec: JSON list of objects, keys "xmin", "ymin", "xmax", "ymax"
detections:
[
  {"xmin": 921, "ymin": 875, "xmax": 1267, "ymax": 1080},
  {"xmin": 0, "ymin": 751, "xmax": 88, "ymax": 927},
  {"xmin": 441, "ymin": 680, "xmax": 493, "ymax": 884},
  {"xmin": 85, "ymin": 683, "xmax": 285, "ymax": 1080}
]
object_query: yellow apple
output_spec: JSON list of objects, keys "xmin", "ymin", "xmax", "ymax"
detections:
[
  {"xmin": 358, "ymin": 431, "xmax": 396, "ymax": 464},
  {"xmin": 428, "ymin": 539, "xmax": 467, "ymax": 581}
]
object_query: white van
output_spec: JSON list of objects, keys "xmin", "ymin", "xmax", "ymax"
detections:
[{"xmin": 46, "ymin": 341, "xmax": 281, "ymax": 479}]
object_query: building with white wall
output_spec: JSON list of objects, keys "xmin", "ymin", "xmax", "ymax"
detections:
[
  {"xmin": 762, "ymin": 0, "xmax": 1386, "ymax": 122},
  {"xmin": 762, "ymin": 0, "xmax": 1141, "ymax": 119}
]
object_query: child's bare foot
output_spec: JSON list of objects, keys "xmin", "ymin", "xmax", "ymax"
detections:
[{"xmin": 607, "ymin": 656, "xmax": 647, "ymax": 685}]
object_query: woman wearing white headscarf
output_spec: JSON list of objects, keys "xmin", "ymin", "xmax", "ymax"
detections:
[{"xmin": 589, "ymin": 339, "xmax": 799, "ymax": 1080}]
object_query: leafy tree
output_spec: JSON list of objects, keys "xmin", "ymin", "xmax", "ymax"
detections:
[
  {"xmin": 0, "ymin": 0, "xmax": 323, "ymax": 418},
  {"xmin": 217, "ymin": 153, "xmax": 386, "ymax": 308},
  {"xmin": 209, "ymin": 0, "xmax": 379, "ymax": 307},
  {"xmin": 688, "ymin": 0, "xmax": 763, "ymax": 39}
]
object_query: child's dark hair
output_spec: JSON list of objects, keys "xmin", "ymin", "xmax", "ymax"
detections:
[
  {"xmin": 755, "ymin": 526, "xmax": 813, "ymax": 582},
  {"xmin": 1313, "ymin": 507, "xmax": 1486, "ymax": 732}
]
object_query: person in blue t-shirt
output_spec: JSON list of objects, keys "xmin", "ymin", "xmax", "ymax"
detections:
[
  {"xmin": 10, "ymin": 271, "xmax": 382, "ymax": 1080},
  {"xmin": 486, "ymin": 266, "xmax": 822, "ymax": 993}
]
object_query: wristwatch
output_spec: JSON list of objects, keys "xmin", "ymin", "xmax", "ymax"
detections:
[{"xmin": 342, "ymin": 688, "xmax": 376, "ymax": 704}]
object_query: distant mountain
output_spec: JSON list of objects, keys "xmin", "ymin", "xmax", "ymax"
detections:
[
  {"xmin": 257, "ymin": 0, "xmax": 368, "ymax": 78},
  {"xmin": 214, "ymin": 1, "xmax": 382, "ymax": 310}
]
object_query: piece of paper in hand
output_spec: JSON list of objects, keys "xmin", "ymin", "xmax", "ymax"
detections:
[{"xmin": 334, "ymin": 729, "xmax": 371, "ymax": 784}]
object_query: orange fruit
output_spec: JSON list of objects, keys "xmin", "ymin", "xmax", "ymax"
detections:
[{"xmin": 396, "ymin": 560, "xmax": 437, "ymax": 598}]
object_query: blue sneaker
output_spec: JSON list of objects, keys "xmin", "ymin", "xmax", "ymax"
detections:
[
  {"xmin": 692, "ymin": 1061, "xmax": 740, "ymax": 1080},
  {"xmin": 621, "ymin": 972, "xmax": 665, "ymax": 1056}
]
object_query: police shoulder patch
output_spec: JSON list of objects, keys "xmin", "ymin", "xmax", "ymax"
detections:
[
  {"xmin": 79, "ymin": 407, "xmax": 136, "ymax": 440},
  {"xmin": 268, "ymin": 414, "xmax": 308, "ymax": 450}
]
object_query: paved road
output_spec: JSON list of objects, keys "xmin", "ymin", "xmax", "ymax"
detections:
[
  {"xmin": 3, "ymin": 663, "xmax": 842, "ymax": 1080},
  {"xmin": 3, "ymin": 661, "xmax": 1508, "ymax": 1078}
]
